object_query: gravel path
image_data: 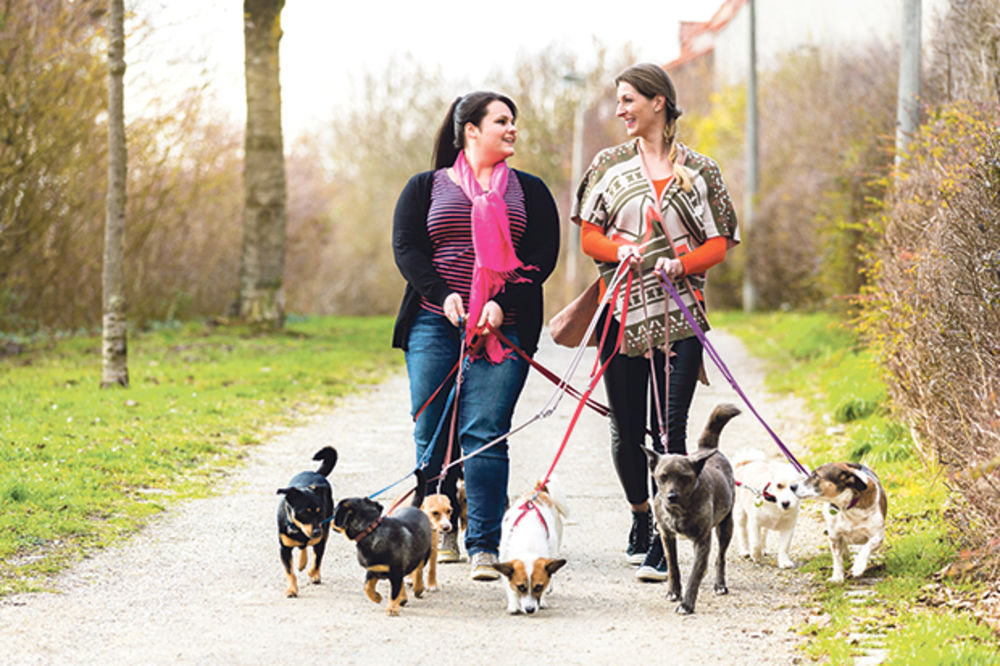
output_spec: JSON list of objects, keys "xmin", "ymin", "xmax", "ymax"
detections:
[{"xmin": 0, "ymin": 330, "xmax": 826, "ymax": 665}]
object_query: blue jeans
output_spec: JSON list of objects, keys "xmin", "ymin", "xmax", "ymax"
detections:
[{"xmin": 405, "ymin": 309, "xmax": 529, "ymax": 556}]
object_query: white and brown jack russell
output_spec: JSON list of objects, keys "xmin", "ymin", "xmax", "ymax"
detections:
[
  {"xmin": 491, "ymin": 479, "xmax": 568, "ymax": 615},
  {"xmin": 793, "ymin": 462, "xmax": 887, "ymax": 582}
]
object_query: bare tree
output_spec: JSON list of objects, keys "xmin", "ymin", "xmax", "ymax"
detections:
[
  {"xmin": 102, "ymin": 0, "xmax": 128, "ymax": 387},
  {"xmin": 238, "ymin": 0, "xmax": 287, "ymax": 328}
]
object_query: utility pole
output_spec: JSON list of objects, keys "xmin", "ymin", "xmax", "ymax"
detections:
[
  {"xmin": 896, "ymin": 0, "xmax": 922, "ymax": 166},
  {"xmin": 562, "ymin": 72, "xmax": 587, "ymax": 292},
  {"xmin": 743, "ymin": 0, "xmax": 758, "ymax": 312},
  {"xmin": 569, "ymin": 101, "xmax": 584, "ymax": 287}
]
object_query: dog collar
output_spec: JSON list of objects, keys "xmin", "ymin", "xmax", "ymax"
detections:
[
  {"xmin": 831, "ymin": 494, "xmax": 860, "ymax": 513},
  {"xmin": 352, "ymin": 517, "xmax": 382, "ymax": 542},
  {"xmin": 735, "ymin": 480, "xmax": 777, "ymax": 504}
]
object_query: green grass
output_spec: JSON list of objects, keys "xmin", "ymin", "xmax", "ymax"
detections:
[
  {"xmin": 0, "ymin": 316, "xmax": 401, "ymax": 594},
  {"xmin": 713, "ymin": 310, "xmax": 1000, "ymax": 665}
]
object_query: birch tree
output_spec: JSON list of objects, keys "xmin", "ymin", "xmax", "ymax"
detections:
[
  {"xmin": 102, "ymin": 0, "xmax": 128, "ymax": 387},
  {"xmin": 238, "ymin": 0, "xmax": 287, "ymax": 328}
]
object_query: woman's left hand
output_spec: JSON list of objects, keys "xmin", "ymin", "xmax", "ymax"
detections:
[
  {"xmin": 477, "ymin": 300, "xmax": 504, "ymax": 330},
  {"xmin": 655, "ymin": 257, "xmax": 684, "ymax": 279}
]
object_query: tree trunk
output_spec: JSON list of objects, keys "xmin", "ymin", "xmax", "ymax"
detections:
[
  {"xmin": 239, "ymin": 0, "xmax": 287, "ymax": 329},
  {"xmin": 102, "ymin": 0, "xmax": 128, "ymax": 388}
]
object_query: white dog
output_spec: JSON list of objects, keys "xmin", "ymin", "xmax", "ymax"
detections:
[
  {"xmin": 491, "ymin": 479, "xmax": 568, "ymax": 615},
  {"xmin": 732, "ymin": 449, "xmax": 803, "ymax": 569}
]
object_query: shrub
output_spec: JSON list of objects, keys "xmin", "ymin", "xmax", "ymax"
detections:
[{"xmin": 857, "ymin": 101, "xmax": 1000, "ymax": 542}]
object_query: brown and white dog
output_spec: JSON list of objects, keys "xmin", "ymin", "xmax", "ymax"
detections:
[
  {"xmin": 491, "ymin": 479, "xmax": 568, "ymax": 615},
  {"xmin": 732, "ymin": 448, "xmax": 803, "ymax": 569},
  {"xmin": 793, "ymin": 462, "xmax": 887, "ymax": 582}
]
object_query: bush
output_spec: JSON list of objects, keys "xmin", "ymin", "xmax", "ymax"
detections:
[{"xmin": 857, "ymin": 101, "xmax": 1000, "ymax": 542}]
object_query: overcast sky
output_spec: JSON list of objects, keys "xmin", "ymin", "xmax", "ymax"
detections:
[{"xmin": 129, "ymin": 0, "xmax": 722, "ymax": 140}]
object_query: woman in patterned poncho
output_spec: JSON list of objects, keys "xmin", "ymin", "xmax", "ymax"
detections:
[{"xmin": 571, "ymin": 63, "xmax": 740, "ymax": 580}]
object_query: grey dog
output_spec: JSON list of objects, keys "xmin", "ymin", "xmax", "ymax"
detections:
[{"xmin": 643, "ymin": 403, "xmax": 741, "ymax": 614}]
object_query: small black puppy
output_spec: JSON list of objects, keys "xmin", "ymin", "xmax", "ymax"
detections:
[
  {"xmin": 643, "ymin": 404, "xmax": 740, "ymax": 614},
  {"xmin": 276, "ymin": 446, "xmax": 338, "ymax": 598},
  {"xmin": 332, "ymin": 470, "xmax": 432, "ymax": 616}
]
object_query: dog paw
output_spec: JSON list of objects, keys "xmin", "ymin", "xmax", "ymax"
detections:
[
  {"xmin": 714, "ymin": 584, "xmax": 728, "ymax": 596},
  {"xmin": 828, "ymin": 573, "xmax": 845, "ymax": 584},
  {"xmin": 778, "ymin": 558, "xmax": 796, "ymax": 569},
  {"xmin": 675, "ymin": 603, "xmax": 694, "ymax": 615},
  {"xmin": 386, "ymin": 607, "xmax": 400, "ymax": 617},
  {"xmin": 285, "ymin": 588, "xmax": 298, "ymax": 598},
  {"xmin": 666, "ymin": 590, "xmax": 682, "ymax": 602}
]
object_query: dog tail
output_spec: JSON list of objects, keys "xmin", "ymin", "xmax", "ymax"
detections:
[
  {"xmin": 697, "ymin": 403, "xmax": 741, "ymax": 451},
  {"xmin": 537, "ymin": 475, "xmax": 570, "ymax": 519},
  {"xmin": 313, "ymin": 446, "xmax": 338, "ymax": 477},
  {"xmin": 410, "ymin": 468, "xmax": 427, "ymax": 509}
]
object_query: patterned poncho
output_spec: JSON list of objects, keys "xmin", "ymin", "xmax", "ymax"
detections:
[{"xmin": 571, "ymin": 140, "xmax": 740, "ymax": 357}]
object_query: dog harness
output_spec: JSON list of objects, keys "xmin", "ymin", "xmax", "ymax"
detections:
[{"xmin": 512, "ymin": 500, "xmax": 549, "ymax": 538}]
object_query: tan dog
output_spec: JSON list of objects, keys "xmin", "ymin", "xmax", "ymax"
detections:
[
  {"xmin": 419, "ymin": 493, "xmax": 453, "ymax": 590},
  {"xmin": 793, "ymin": 462, "xmax": 887, "ymax": 582}
]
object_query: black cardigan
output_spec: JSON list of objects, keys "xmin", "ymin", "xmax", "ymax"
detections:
[{"xmin": 391, "ymin": 168, "xmax": 560, "ymax": 356}]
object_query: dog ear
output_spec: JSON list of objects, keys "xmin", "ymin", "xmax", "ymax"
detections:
[
  {"xmin": 690, "ymin": 449, "xmax": 718, "ymax": 476},
  {"xmin": 838, "ymin": 467, "xmax": 869, "ymax": 493},
  {"xmin": 332, "ymin": 499, "xmax": 352, "ymax": 528},
  {"xmin": 545, "ymin": 558, "xmax": 567, "ymax": 575},
  {"xmin": 277, "ymin": 487, "xmax": 302, "ymax": 501},
  {"xmin": 642, "ymin": 446, "xmax": 661, "ymax": 472},
  {"xmin": 491, "ymin": 561, "xmax": 516, "ymax": 579}
]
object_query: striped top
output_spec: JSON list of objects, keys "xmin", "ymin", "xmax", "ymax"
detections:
[{"xmin": 420, "ymin": 168, "xmax": 528, "ymax": 325}]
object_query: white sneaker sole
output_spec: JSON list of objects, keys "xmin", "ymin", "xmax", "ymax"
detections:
[
  {"xmin": 470, "ymin": 567, "xmax": 500, "ymax": 581},
  {"xmin": 635, "ymin": 565, "xmax": 668, "ymax": 582},
  {"xmin": 626, "ymin": 552, "xmax": 646, "ymax": 565}
]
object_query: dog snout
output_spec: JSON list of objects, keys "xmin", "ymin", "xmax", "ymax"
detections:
[
  {"xmin": 666, "ymin": 491, "xmax": 680, "ymax": 504},
  {"xmin": 781, "ymin": 500, "xmax": 791, "ymax": 510}
]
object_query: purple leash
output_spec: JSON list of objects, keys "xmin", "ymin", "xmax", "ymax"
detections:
[{"xmin": 656, "ymin": 269, "xmax": 810, "ymax": 477}]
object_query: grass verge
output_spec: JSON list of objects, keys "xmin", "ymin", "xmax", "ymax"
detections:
[
  {"xmin": 0, "ymin": 315, "xmax": 401, "ymax": 595},
  {"xmin": 713, "ymin": 310, "xmax": 1000, "ymax": 665}
]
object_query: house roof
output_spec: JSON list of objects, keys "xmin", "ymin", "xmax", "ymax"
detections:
[{"xmin": 666, "ymin": 0, "xmax": 746, "ymax": 70}]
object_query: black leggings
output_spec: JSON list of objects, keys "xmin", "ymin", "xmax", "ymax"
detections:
[{"xmin": 598, "ymin": 307, "xmax": 704, "ymax": 506}]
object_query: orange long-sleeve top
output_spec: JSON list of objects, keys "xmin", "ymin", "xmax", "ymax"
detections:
[{"xmin": 580, "ymin": 177, "xmax": 728, "ymax": 297}]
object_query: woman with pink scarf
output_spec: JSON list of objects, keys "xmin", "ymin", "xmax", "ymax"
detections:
[{"xmin": 392, "ymin": 92, "xmax": 559, "ymax": 581}]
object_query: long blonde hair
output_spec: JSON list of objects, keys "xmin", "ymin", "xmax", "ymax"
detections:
[{"xmin": 615, "ymin": 63, "xmax": 694, "ymax": 192}]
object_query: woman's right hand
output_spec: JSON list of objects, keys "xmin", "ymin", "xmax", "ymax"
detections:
[
  {"xmin": 443, "ymin": 293, "xmax": 466, "ymax": 328},
  {"xmin": 617, "ymin": 243, "xmax": 642, "ymax": 266}
]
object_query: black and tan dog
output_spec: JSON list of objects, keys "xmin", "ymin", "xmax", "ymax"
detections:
[
  {"xmin": 276, "ymin": 446, "xmax": 338, "ymax": 598},
  {"xmin": 333, "ymin": 470, "xmax": 432, "ymax": 616},
  {"xmin": 643, "ymin": 403, "xmax": 740, "ymax": 614}
]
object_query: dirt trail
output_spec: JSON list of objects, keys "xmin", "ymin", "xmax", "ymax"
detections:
[{"xmin": 0, "ymin": 331, "xmax": 825, "ymax": 665}]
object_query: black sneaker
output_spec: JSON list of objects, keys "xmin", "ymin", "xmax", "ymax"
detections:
[
  {"xmin": 635, "ymin": 532, "xmax": 667, "ymax": 582},
  {"xmin": 625, "ymin": 509, "xmax": 652, "ymax": 565}
]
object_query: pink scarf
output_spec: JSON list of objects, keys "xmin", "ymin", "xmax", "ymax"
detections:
[{"xmin": 453, "ymin": 151, "xmax": 534, "ymax": 363}]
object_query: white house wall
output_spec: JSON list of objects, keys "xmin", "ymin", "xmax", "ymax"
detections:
[{"xmin": 711, "ymin": 0, "xmax": 952, "ymax": 86}]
